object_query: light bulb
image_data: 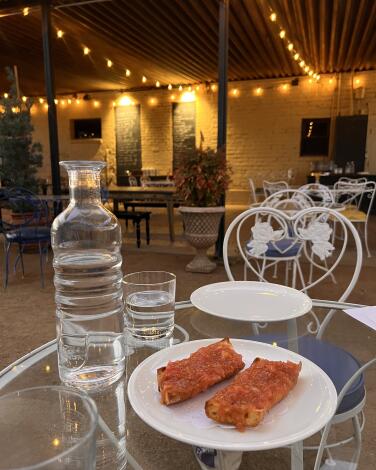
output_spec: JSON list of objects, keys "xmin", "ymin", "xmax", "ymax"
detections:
[
  {"xmin": 231, "ymin": 88, "xmax": 239, "ymax": 96},
  {"xmin": 67, "ymin": 98, "xmax": 72, "ymax": 104},
  {"xmin": 287, "ymin": 43, "xmax": 293, "ymax": 51},
  {"xmin": 316, "ymin": 74, "xmax": 320, "ymax": 80},
  {"xmin": 329, "ymin": 77, "xmax": 333, "ymax": 84},
  {"xmin": 255, "ymin": 87, "xmax": 262, "ymax": 95},
  {"xmin": 188, "ymin": 85, "xmax": 192, "ymax": 92},
  {"xmin": 211, "ymin": 84, "xmax": 217, "ymax": 92},
  {"xmin": 355, "ymin": 78, "xmax": 360, "ymax": 85},
  {"xmin": 149, "ymin": 97, "xmax": 157, "ymax": 105},
  {"xmin": 299, "ymin": 60, "xmax": 305, "ymax": 68},
  {"xmin": 270, "ymin": 12, "xmax": 277, "ymax": 22},
  {"xmin": 279, "ymin": 30, "xmax": 286, "ymax": 39},
  {"xmin": 44, "ymin": 104, "xmax": 48, "ymax": 110},
  {"xmin": 23, "ymin": 7, "xmax": 29, "ymax": 16},
  {"xmin": 107, "ymin": 59, "xmax": 113, "ymax": 68},
  {"xmin": 282, "ymin": 84, "xmax": 288, "ymax": 90},
  {"xmin": 125, "ymin": 69, "xmax": 131, "ymax": 77},
  {"xmin": 54, "ymin": 99, "xmax": 58, "ymax": 105},
  {"xmin": 179, "ymin": 85, "xmax": 183, "ymax": 91},
  {"xmin": 22, "ymin": 96, "xmax": 27, "ymax": 102},
  {"xmin": 304, "ymin": 66, "xmax": 309, "ymax": 73},
  {"xmin": 93, "ymin": 100, "xmax": 100, "ymax": 108},
  {"xmin": 83, "ymin": 47, "xmax": 90, "ymax": 55},
  {"xmin": 39, "ymin": 97, "xmax": 44, "ymax": 104},
  {"xmin": 142, "ymin": 76, "xmax": 147, "ymax": 83},
  {"xmin": 195, "ymin": 85, "xmax": 200, "ymax": 91},
  {"xmin": 170, "ymin": 94, "xmax": 176, "ymax": 100},
  {"xmin": 168, "ymin": 84, "xmax": 172, "ymax": 90},
  {"xmin": 61, "ymin": 99, "xmax": 66, "ymax": 106},
  {"xmin": 156, "ymin": 80, "xmax": 160, "ymax": 87},
  {"xmin": 76, "ymin": 99, "xmax": 80, "ymax": 104},
  {"xmin": 294, "ymin": 53, "xmax": 299, "ymax": 60},
  {"xmin": 57, "ymin": 30, "xmax": 64, "ymax": 39},
  {"xmin": 3, "ymin": 93, "xmax": 8, "ymax": 99},
  {"xmin": 308, "ymin": 70, "xmax": 313, "ymax": 76}
]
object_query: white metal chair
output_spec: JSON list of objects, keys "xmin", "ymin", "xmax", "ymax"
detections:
[
  {"xmin": 243, "ymin": 189, "xmax": 314, "ymax": 286},
  {"xmin": 223, "ymin": 206, "xmax": 369, "ymax": 468},
  {"xmin": 128, "ymin": 175, "xmax": 138, "ymax": 186},
  {"xmin": 248, "ymin": 177, "xmax": 259, "ymax": 206},
  {"xmin": 263, "ymin": 179, "xmax": 289, "ymax": 198},
  {"xmin": 299, "ymin": 183, "xmax": 335, "ymax": 207},
  {"xmin": 333, "ymin": 180, "xmax": 376, "ymax": 257}
]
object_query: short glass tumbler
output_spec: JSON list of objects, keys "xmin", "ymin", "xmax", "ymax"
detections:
[
  {"xmin": 0, "ymin": 386, "xmax": 97, "ymax": 470},
  {"xmin": 51, "ymin": 161, "xmax": 125, "ymax": 388},
  {"xmin": 123, "ymin": 271, "xmax": 176, "ymax": 340}
]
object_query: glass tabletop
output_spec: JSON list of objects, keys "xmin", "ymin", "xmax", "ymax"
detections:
[{"xmin": 0, "ymin": 300, "xmax": 364, "ymax": 470}]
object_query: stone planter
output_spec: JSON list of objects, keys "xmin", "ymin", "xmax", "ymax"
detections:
[{"xmin": 179, "ymin": 206, "xmax": 225, "ymax": 273}]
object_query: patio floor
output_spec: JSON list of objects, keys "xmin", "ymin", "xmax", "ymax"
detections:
[{"xmin": 1, "ymin": 206, "xmax": 376, "ymax": 469}]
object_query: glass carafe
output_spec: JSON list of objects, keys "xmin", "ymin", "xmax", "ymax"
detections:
[{"xmin": 51, "ymin": 161, "xmax": 125, "ymax": 388}]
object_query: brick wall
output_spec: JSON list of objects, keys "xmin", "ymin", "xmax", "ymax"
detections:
[{"xmin": 32, "ymin": 71, "xmax": 376, "ymax": 203}]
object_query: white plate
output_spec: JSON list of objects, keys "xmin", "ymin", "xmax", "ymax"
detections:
[
  {"xmin": 127, "ymin": 338, "xmax": 337, "ymax": 451},
  {"xmin": 190, "ymin": 281, "xmax": 312, "ymax": 322}
]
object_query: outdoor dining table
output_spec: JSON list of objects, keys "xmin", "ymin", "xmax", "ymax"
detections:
[
  {"xmin": 109, "ymin": 185, "xmax": 177, "ymax": 242},
  {"xmin": 0, "ymin": 298, "xmax": 363, "ymax": 470}
]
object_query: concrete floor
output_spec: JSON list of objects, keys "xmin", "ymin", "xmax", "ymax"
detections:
[{"xmin": 1, "ymin": 206, "xmax": 376, "ymax": 469}]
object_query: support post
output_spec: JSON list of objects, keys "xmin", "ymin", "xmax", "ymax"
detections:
[
  {"xmin": 215, "ymin": 0, "xmax": 229, "ymax": 258},
  {"xmin": 41, "ymin": 0, "xmax": 61, "ymax": 195}
]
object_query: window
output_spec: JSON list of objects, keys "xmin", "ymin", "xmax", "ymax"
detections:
[
  {"xmin": 72, "ymin": 118, "xmax": 102, "ymax": 139},
  {"xmin": 300, "ymin": 118, "xmax": 331, "ymax": 156}
]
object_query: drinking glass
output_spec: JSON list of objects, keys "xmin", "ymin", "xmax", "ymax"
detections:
[
  {"xmin": 123, "ymin": 271, "xmax": 176, "ymax": 340},
  {"xmin": 0, "ymin": 386, "xmax": 97, "ymax": 469}
]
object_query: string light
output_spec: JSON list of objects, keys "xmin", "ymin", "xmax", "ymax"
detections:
[
  {"xmin": 211, "ymin": 84, "xmax": 217, "ymax": 92},
  {"xmin": 156, "ymin": 81, "xmax": 160, "ymax": 88},
  {"xmin": 93, "ymin": 100, "xmax": 100, "ymax": 108},
  {"xmin": 168, "ymin": 84, "xmax": 172, "ymax": 90},
  {"xmin": 44, "ymin": 104, "xmax": 49, "ymax": 110},
  {"xmin": 22, "ymin": 96, "xmax": 27, "ymax": 102},
  {"xmin": 67, "ymin": 98, "xmax": 72, "ymax": 104},
  {"xmin": 107, "ymin": 59, "xmax": 113, "ymax": 68},
  {"xmin": 188, "ymin": 85, "xmax": 192, "ymax": 92},
  {"xmin": 195, "ymin": 85, "xmax": 200, "ymax": 91},
  {"xmin": 231, "ymin": 88, "xmax": 239, "ymax": 97},
  {"xmin": 308, "ymin": 70, "xmax": 313, "ymax": 76},
  {"xmin": 178, "ymin": 85, "xmax": 183, "ymax": 91},
  {"xmin": 61, "ymin": 99, "xmax": 66, "ymax": 106},
  {"xmin": 57, "ymin": 30, "xmax": 64, "ymax": 39},
  {"xmin": 83, "ymin": 47, "xmax": 90, "ymax": 55},
  {"xmin": 11, "ymin": 107, "xmax": 17, "ymax": 113},
  {"xmin": 149, "ymin": 97, "xmax": 157, "ymax": 105},
  {"xmin": 75, "ymin": 98, "xmax": 81, "ymax": 104},
  {"xmin": 3, "ymin": 93, "xmax": 8, "ymax": 99},
  {"xmin": 39, "ymin": 97, "xmax": 44, "ymax": 104},
  {"xmin": 255, "ymin": 87, "xmax": 263, "ymax": 95},
  {"xmin": 118, "ymin": 96, "xmax": 133, "ymax": 106},
  {"xmin": 170, "ymin": 94, "xmax": 176, "ymax": 100},
  {"xmin": 269, "ymin": 10, "xmax": 319, "ymax": 78},
  {"xmin": 23, "ymin": 7, "xmax": 29, "ymax": 16},
  {"xmin": 281, "ymin": 84, "xmax": 288, "ymax": 91},
  {"xmin": 142, "ymin": 76, "xmax": 147, "ymax": 83},
  {"xmin": 54, "ymin": 99, "xmax": 58, "ymax": 105},
  {"xmin": 125, "ymin": 69, "xmax": 131, "ymax": 77}
]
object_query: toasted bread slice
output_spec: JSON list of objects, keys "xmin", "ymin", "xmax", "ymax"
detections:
[
  {"xmin": 205, "ymin": 357, "xmax": 302, "ymax": 431},
  {"xmin": 157, "ymin": 338, "xmax": 245, "ymax": 405}
]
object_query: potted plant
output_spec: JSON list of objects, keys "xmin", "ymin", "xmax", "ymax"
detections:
[
  {"xmin": 0, "ymin": 67, "xmax": 43, "ymax": 225},
  {"xmin": 175, "ymin": 142, "xmax": 231, "ymax": 273}
]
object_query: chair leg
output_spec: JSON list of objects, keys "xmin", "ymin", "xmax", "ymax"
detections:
[
  {"xmin": 136, "ymin": 222, "xmax": 141, "ymax": 248},
  {"xmin": 18, "ymin": 243, "xmax": 25, "ymax": 277},
  {"xmin": 292, "ymin": 261, "xmax": 297, "ymax": 288},
  {"xmin": 3, "ymin": 240, "xmax": 11, "ymax": 289},
  {"xmin": 285, "ymin": 261, "xmax": 289, "ymax": 285},
  {"xmin": 273, "ymin": 263, "xmax": 278, "ymax": 278},
  {"xmin": 363, "ymin": 222, "xmax": 371, "ymax": 258},
  {"xmin": 352, "ymin": 414, "xmax": 362, "ymax": 466},
  {"xmin": 243, "ymin": 262, "xmax": 248, "ymax": 281},
  {"xmin": 296, "ymin": 258, "xmax": 306, "ymax": 292}
]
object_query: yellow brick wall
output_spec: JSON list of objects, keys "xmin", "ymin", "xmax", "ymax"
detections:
[{"xmin": 32, "ymin": 71, "xmax": 376, "ymax": 203}]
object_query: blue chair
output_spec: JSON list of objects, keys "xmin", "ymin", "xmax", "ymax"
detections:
[
  {"xmin": 224, "ymin": 206, "xmax": 368, "ymax": 468},
  {"xmin": 1, "ymin": 188, "xmax": 51, "ymax": 288}
]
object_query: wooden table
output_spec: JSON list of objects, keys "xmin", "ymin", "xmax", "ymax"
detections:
[{"xmin": 109, "ymin": 186, "xmax": 177, "ymax": 242}]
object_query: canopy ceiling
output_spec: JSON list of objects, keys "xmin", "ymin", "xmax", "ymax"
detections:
[{"xmin": 0, "ymin": 0, "xmax": 375, "ymax": 96}]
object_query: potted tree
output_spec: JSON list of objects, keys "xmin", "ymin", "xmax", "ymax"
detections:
[
  {"xmin": 0, "ymin": 67, "xmax": 43, "ymax": 225},
  {"xmin": 175, "ymin": 142, "xmax": 231, "ymax": 273}
]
